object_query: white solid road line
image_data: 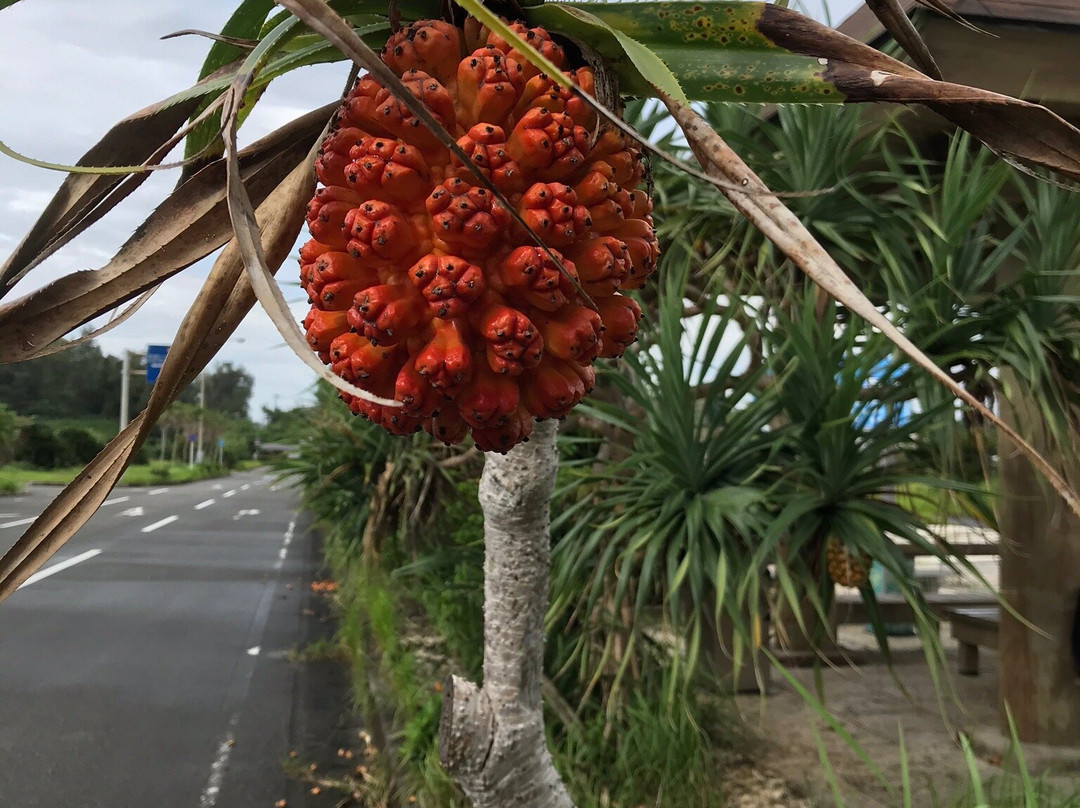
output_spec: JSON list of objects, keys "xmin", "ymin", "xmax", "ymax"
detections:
[
  {"xmin": 200, "ymin": 516, "xmax": 297, "ymax": 808},
  {"xmin": 274, "ymin": 519, "xmax": 296, "ymax": 572},
  {"xmin": 102, "ymin": 496, "xmax": 130, "ymax": 507},
  {"xmin": 195, "ymin": 499, "xmax": 215, "ymax": 510},
  {"xmin": 148, "ymin": 488, "xmax": 169, "ymax": 496},
  {"xmin": 222, "ymin": 490, "xmax": 236, "ymax": 498},
  {"xmin": 141, "ymin": 515, "xmax": 179, "ymax": 533},
  {"xmin": 0, "ymin": 517, "xmax": 36, "ymax": 530},
  {"xmin": 199, "ymin": 712, "xmax": 241, "ymax": 808},
  {"xmin": 18, "ymin": 549, "xmax": 102, "ymax": 590}
]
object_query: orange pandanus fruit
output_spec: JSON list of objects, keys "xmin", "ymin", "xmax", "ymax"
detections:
[{"xmin": 300, "ymin": 17, "xmax": 658, "ymax": 452}]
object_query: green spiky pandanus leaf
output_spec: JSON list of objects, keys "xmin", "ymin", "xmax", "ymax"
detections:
[
  {"xmin": 532, "ymin": 1, "xmax": 1080, "ymax": 180},
  {"xmin": 531, "ymin": 1, "xmax": 841, "ymax": 103},
  {"xmin": 182, "ymin": 0, "xmax": 278, "ymax": 163}
]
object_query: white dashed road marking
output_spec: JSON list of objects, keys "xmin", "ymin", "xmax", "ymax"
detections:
[
  {"xmin": 18, "ymin": 549, "xmax": 102, "ymax": 590},
  {"xmin": 0, "ymin": 517, "xmax": 36, "ymax": 530},
  {"xmin": 120, "ymin": 507, "xmax": 146, "ymax": 518},
  {"xmin": 222, "ymin": 490, "xmax": 236, "ymax": 499},
  {"xmin": 195, "ymin": 499, "xmax": 215, "ymax": 510},
  {"xmin": 141, "ymin": 516, "xmax": 178, "ymax": 533},
  {"xmin": 148, "ymin": 488, "xmax": 168, "ymax": 496},
  {"xmin": 102, "ymin": 497, "xmax": 130, "ymax": 507}
]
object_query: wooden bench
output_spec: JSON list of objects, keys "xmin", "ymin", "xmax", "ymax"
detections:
[
  {"xmin": 946, "ymin": 606, "xmax": 999, "ymax": 676},
  {"xmin": 832, "ymin": 538, "xmax": 1000, "ymax": 628},
  {"xmin": 831, "ymin": 591, "xmax": 999, "ymax": 628},
  {"xmin": 896, "ymin": 542, "xmax": 1000, "ymax": 558}
]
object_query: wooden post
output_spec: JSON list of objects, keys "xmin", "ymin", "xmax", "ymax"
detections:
[{"xmin": 998, "ymin": 393, "xmax": 1080, "ymax": 745}]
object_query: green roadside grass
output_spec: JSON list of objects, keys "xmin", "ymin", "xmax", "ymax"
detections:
[{"xmin": 0, "ymin": 462, "xmax": 247, "ymax": 494}]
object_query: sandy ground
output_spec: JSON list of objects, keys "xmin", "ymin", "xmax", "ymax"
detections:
[
  {"xmin": 718, "ymin": 527, "xmax": 1014, "ymax": 806},
  {"xmin": 713, "ymin": 526, "xmax": 1008, "ymax": 806},
  {"xmin": 731, "ymin": 627, "xmax": 1007, "ymax": 808}
]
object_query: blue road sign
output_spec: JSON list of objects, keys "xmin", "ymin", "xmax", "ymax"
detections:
[{"xmin": 146, "ymin": 344, "xmax": 169, "ymax": 383}]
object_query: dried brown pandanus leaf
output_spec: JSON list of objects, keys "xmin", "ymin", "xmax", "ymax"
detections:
[
  {"xmin": 0, "ymin": 151, "xmax": 315, "ymax": 604},
  {"xmin": 25, "ymin": 288, "xmax": 157, "ymax": 360},
  {"xmin": 218, "ymin": 27, "xmax": 400, "ymax": 407},
  {"xmin": 0, "ymin": 103, "xmax": 333, "ymax": 364},
  {"xmin": 0, "ymin": 63, "xmax": 248, "ymax": 297},
  {"xmin": 757, "ymin": 5, "xmax": 1080, "ymax": 182},
  {"xmin": 862, "ymin": 0, "xmax": 942, "ymax": 80}
]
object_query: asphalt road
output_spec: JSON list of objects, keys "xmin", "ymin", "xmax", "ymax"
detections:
[{"xmin": 0, "ymin": 469, "xmax": 339, "ymax": 808}]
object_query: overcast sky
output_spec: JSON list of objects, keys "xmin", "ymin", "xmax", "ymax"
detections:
[{"xmin": 0, "ymin": 0, "xmax": 862, "ymax": 421}]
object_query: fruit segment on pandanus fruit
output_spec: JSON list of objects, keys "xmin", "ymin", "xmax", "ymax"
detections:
[
  {"xmin": 457, "ymin": 46, "xmax": 527, "ymax": 126},
  {"xmin": 596, "ymin": 295, "xmax": 642, "ymax": 359},
  {"xmin": 532, "ymin": 306, "xmax": 602, "ymax": 363},
  {"xmin": 475, "ymin": 302, "xmax": 544, "ymax": 376},
  {"xmin": 414, "ymin": 318, "xmax": 472, "ymax": 395},
  {"xmin": 349, "ymin": 284, "xmax": 429, "ymax": 344},
  {"xmin": 520, "ymin": 357, "xmax": 592, "ymax": 420},
  {"xmin": 826, "ymin": 536, "xmax": 872, "ymax": 588},
  {"xmin": 299, "ymin": 15, "xmax": 659, "ymax": 451},
  {"xmin": 408, "ymin": 254, "xmax": 486, "ymax": 318},
  {"xmin": 468, "ymin": 19, "xmax": 566, "ymax": 80},
  {"xmin": 382, "ymin": 20, "xmax": 462, "ymax": 87},
  {"xmin": 427, "ymin": 177, "xmax": 512, "ymax": 254},
  {"xmin": 515, "ymin": 182, "xmax": 589, "ymax": 247},
  {"xmin": 493, "ymin": 246, "xmax": 576, "ymax": 312}
]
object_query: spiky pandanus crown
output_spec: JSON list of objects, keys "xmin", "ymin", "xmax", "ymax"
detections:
[{"xmin": 300, "ymin": 16, "xmax": 658, "ymax": 452}]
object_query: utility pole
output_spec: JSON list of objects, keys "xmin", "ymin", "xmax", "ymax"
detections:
[
  {"xmin": 120, "ymin": 352, "xmax": 131, "ymax": 432},
  {"xmin": 196, "ymin": 373, "xmax": 206, "ymax": 464}
]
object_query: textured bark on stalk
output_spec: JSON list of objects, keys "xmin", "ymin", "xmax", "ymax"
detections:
[{"xmin": 438, "ymin": 419, "xmax": 574, "ymax": 807}]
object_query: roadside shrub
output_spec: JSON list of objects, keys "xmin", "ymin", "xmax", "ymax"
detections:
[
  {"xmin": 55, "ymin": 426, "xmax": 105, "ymax": 466},
  {"xmin": 0, "ymin": 472, "xmax": 22, "ymax": 495},
  {"xmin": 16, "ymin": 423, "xmax": 65, "ymax": 469},
  {"xmin": 222, "ymin": 443, "xmax": 248, "ymax": 468},
  {"xmin": 148, "ymin": 462, "xmax": 171, "ymax": 483}
]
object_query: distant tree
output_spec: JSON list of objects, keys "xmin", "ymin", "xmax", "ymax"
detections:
[
  {"xmin": 259, "ymin": 404, "xmax": 315, "ymax": 444},
  {"xmin": 0, "ymin": 404, "xmax": 24, "ymax": 465},
  {"xmin": 0, "ymin": 341, "xmax": 254, "ymax": 429},
  {"xmin": 0, "ymin": 340, "xmax": 122, "ymax": 419},
  {"xmin": 174, "ymin": 362, "xmax": 254, "ymax": 420}
]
